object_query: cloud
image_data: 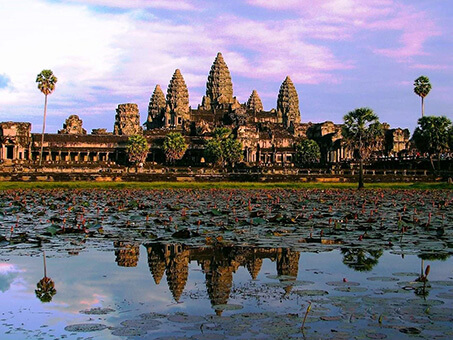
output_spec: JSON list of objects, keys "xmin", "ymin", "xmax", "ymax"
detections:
[
  {"xmin": 0, "ymin": 263, "xmax": 21, "ymax": 292},
  {"xmin": 247, "ymin": 0, "xmax": 439, "ymax": 61},
  {"xmin": 209, "ymin": 17, "xmax": 352, "ymax": 84},
  {"xmin": 64, "ymin": 0, "xmax": 197, "ymax": 11},
  {"xmin": 410, "ymin": 64, "xmax": 447, "ymax": 71}
]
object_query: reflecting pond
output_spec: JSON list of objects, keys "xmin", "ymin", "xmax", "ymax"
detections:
[
  {"xmin": 0, "ymin": 188, "xmax": 452, "ymax": 339},
  {"xmin": 1, "ymin": 243, "xmax": 453, "ymax": 339}
]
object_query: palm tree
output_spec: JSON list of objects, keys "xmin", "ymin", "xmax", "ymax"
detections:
[
  {"xmin": 35, "ymin": 251, "xmax": 57, "ymax": 303},
  {"xmin": 342, "ymin": 107, "xmax": 383, "ymax": 189},
  {"xmin": 414, "ymin": 76, "xmax": 431, "ymax": 117},
  {"xmin": 36, "ymin": 70, "xmax": 58, "ymax": 166}
]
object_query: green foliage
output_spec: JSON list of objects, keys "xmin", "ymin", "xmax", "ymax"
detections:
[
  {"xmin": 126, "ymin": 135, "xmax": 149, "ymax": 166},
  {"xmin": 205, "ymin": 128, "xmax": 243, "ymax": 166},
  {"xmin": 449, "ymin": 126, "xmax": 453, "ymax": 150},
  {"xmin": 342, "ymin": 107, "xmax": 384, "ymax": 159},
  {"xmin": 0, "ymin": 181, "xmax": 450, "ymax": 190},
  {"xmin": 414, "ymin": 75, "xmax": 432, "ymax": 99},
  {"xmin": 35, "ymin": 277, "xmax": 57, "ymax": 303},
  {"xmin": 36, "ymin": 70, "xmax": 57, "ymax": 96},
  {"xmin": 36, "ymin": 69, "xmax": 58, "ymax": 166},
  {"xmin": 341, "ymin": 248, "xmax": 383, "ymax": 272},
  {"xmin": 294, "ymin": 139, "xmax": 321, "ymax": 165},
  {"xmin": 342, "ymin": 107, "xmax": 384, "ymax": 189},
  {"xmin": 413, "ymin": 116, "xmax": 452, "ymax": 156},
  {"xmin": 163, "ymin": 132, "xmax": 188, "ymax": 163}
]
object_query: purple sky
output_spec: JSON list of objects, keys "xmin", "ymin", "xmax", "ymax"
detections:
[{"xmin": 0, "ymin": 0, "xmax": 451, "ymax": 134}]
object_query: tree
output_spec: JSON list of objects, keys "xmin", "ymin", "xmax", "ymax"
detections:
[
  {"xmin": 342, "ymin": 107, "xmax": 384, "ymax": 189},
  {"xmin": 341, "ymin": 248, "xmax": 383, "ymax": 272},
  {"xmin": 126, "ymin": 135, "xmax": 149, "ymax": 166},
  {"xmin": 205, "ymin": 128, "xmax": 243, "ymax": 166},
  {"xmin": 294, "ymin": 139, "xmax": 321, "ymax": 165},
  {"xmin": 414, "ymin": 76, "xmax": 432, "ymax": 117},
  {"xmin": 163, "ymin": 132, "xmax": 188, "ymax": 163},
  {"xmin": 36, "ymin": 70, "xmax": 57, "ymax": 166},
  {"xmin": 35, "ymin": 251, "xmax": 57, "ymax": 303},
  {"xmin": 413, "ymin": 115, "xmax": 451, "ymax": 171}
]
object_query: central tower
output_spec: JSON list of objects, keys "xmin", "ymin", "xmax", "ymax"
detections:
[{"xmin": 202, "ymin": 52, "xmax": 235, "ymax": 110}]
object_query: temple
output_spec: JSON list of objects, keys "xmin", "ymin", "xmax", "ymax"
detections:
[
  {"xmin": 0, "ymin": 52, "xmax": 410, "ymax": 166},
  {"xmin": 145, "ymin": 243, "xmax": 303, "ymax": 315}
]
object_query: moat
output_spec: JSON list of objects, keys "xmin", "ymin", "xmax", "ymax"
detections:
[{"xmin": 0, "ymin": 188, "xmax": 452, "ymax": 339}]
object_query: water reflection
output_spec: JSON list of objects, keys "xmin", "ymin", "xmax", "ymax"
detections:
[
  {"xmin": 114, "ymin": 241, "xmax": 140, "ymax": 267},
  {"xmin": 109, "ymin": 241, "xmax": 453, "ymax": 314},
  {"xmin": 35, "ymin": 251, "xmax": 57, "ymax": 303},
  {"xmin": 341, "ymin": 247, "xmax": 383, "ymax": 271},
  {"xmin": 142, "ymin": 242, "xmax": 302, "ymax": 313}
]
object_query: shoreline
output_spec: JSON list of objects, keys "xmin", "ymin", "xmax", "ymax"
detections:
[{"xmin": 0, "ymin": 181, "xmax": 451, "ymax": 190}]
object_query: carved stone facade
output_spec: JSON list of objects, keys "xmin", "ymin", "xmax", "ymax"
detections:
[
  {"xmin": 58, "ymin": 115, "xmax": 86, "ymax": 135},
  {"xmin": 385, "ymin": 128, "xmax": 410, "ymax": 155},
  {"xmin": 146, "ymin": 84, "xmax": 166, "ymax": 130},
  {"xmin": 277, "ymin": 76, "xmax": 300, "ymax": 128},
  {"xmin": 0, "ymin": 52, "xmax": 411, "ymax": 166},
  {"xmin": 165, "ymin": 69, "xmax": 190, "ymax": 128},
  {"xmin": 202, "ymin": 52, "xmax": 235, "ymax": 110},
  {"xmin": 114, "ymin": 103, "xmax": 142, "ymax": 135},
  {"xmin": 247, "ymin": 90, "xmax": 263, "ymax": 113},
  {"xmin": 0, "ymin": 122, "xmax": 31, "ymax": 162}
]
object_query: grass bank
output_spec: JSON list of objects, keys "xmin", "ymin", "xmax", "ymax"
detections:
[{"xmin": 0, "ymin": 181, "xmax": 450, "ymax": 190}]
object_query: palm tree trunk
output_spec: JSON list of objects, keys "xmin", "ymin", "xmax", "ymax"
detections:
[
  {"xmin": 358, "ymin": 138, "xmax": 364, "ymax": 189},
  {"xmin": 421, "ymin": 96, "xmax": 424, "ymax": 117},
  {"xmin": 430, "ymin": 154, "xmax": 435, "ymax": 172},
  {"xmin": 39, "ymin": 94, "xmax": 48, "ymax": 166},
  {"xmin": 43, "ymin": 250, "xmax": 47, "ymax": 278},
  {"xmin": 358, "ymin": 157, "xmax": 364, "ymax": 189}
]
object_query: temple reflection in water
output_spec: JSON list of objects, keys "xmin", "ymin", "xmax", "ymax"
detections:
[
  {"xmin": 147, "ymin": 243, "xmax": 300, "ymax": 314},
  {"xmin": 113, "ymin": 241, "xmax": 302, "ymax": 314}
]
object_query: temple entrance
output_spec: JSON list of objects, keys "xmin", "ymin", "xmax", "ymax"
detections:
[{"xmin": 6, "ymin": 145, "xmax": 14, "ymax": 159}]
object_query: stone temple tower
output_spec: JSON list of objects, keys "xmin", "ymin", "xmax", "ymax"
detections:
[
  {"xmin": 247, "ymin": 90, "xmax": 263, "ymax": 113},
  {"xmin": 277, "ymin": 76, "xmax": 300, "ymax": 129},
  {"xmin": 165, "ymin": 69, "xmax": 190, "ymax": 128},
  {"xmin": 202, "ymin": 52, "xmax": 235, "ymax": 110},
  {"xmin": 113, "ymin": 103, "xmax": 142, "ymax": 135},
  {"xmin": 145, "ymin": 84, "xmax": 166, "ymax": 129}
]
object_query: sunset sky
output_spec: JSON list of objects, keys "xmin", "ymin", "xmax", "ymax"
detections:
[{"xmin": 0, "ymin": 0, "xmax": 451, "ymax": 133}]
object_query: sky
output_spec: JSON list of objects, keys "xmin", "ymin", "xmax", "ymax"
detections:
[{"xmin": 0, "ymin": 0, "xmax": 451, "ymax": 134}]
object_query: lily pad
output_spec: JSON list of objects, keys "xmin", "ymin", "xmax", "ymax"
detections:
[
  {"xmin": 366, "ymin": 276, "xmax": 399, "ymax": 282},
  {"xmin": 168, "ymin": 314, "xmax": 205, "ymax": 323},
  {"xmin": 79, "ymin": 307, "xmax": 115, "ymax": 315},
  {"xmin": 293, "ymin": 289, "xmax": 329, "ymax": 296},
  {"xmin": 64, "ymin": 323, "xmax": 107, "ymax": 332},
  {"xmin": 334, "ymin": 286, "xmax": 368, "ymax": 293}
]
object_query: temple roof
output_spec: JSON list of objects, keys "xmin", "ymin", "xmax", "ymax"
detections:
[{"xmin": 205, "ymin": 52, "xmax": 234, "ymax": 109}]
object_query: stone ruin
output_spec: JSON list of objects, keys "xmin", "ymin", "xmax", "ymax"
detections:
[
  {"xmin": 247, "ymin": 90, "xmax": 263, "ymax": 113},
  {"xmin": 113, "ymin": 103, "xmax": 142, "ymax": 135},
  {"xmin": 164, "ymin": 69, "xmax": 190, "ymax": 128},
  {"xmin": 277, "ymin": 76, "xmax": 300, "ymax": 128},
  {"xmin": 202, "ymin": 52, "xmax": 236, "ymax": 110},
  {"xmin": 0, "ymin": 51, "xmax": 412, "ymax": 166},
  {"xmin": 58, "ymin": 115, "xmax": 87, "ymax": 135},
  {"xmin": 145, "ymin": 84, "xmax": 166, "ymax": 130}
]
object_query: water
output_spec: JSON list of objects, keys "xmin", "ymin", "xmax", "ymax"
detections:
[{"xmin": 1, "ymin": 243, "xmax": 452, "ymax": 339}]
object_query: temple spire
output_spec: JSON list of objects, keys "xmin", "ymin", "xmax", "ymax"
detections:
[
  {"xmin": 203, "ymin": 52, "xmax": 234, "ymax": 110},
  {"xmin": 146, "ymin": 84, "xmax": 166, "ymax": 129},
  {"xmin": 247, "ymin": 90, "xmax": 263, "ymax": 113},
  {"xmin": 277, "ymin": 76, "xmax": 300, "ymax": 128},
  {"xmin": 165, "ymin": 69, "xmax": 190, "ymax": 127}
]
